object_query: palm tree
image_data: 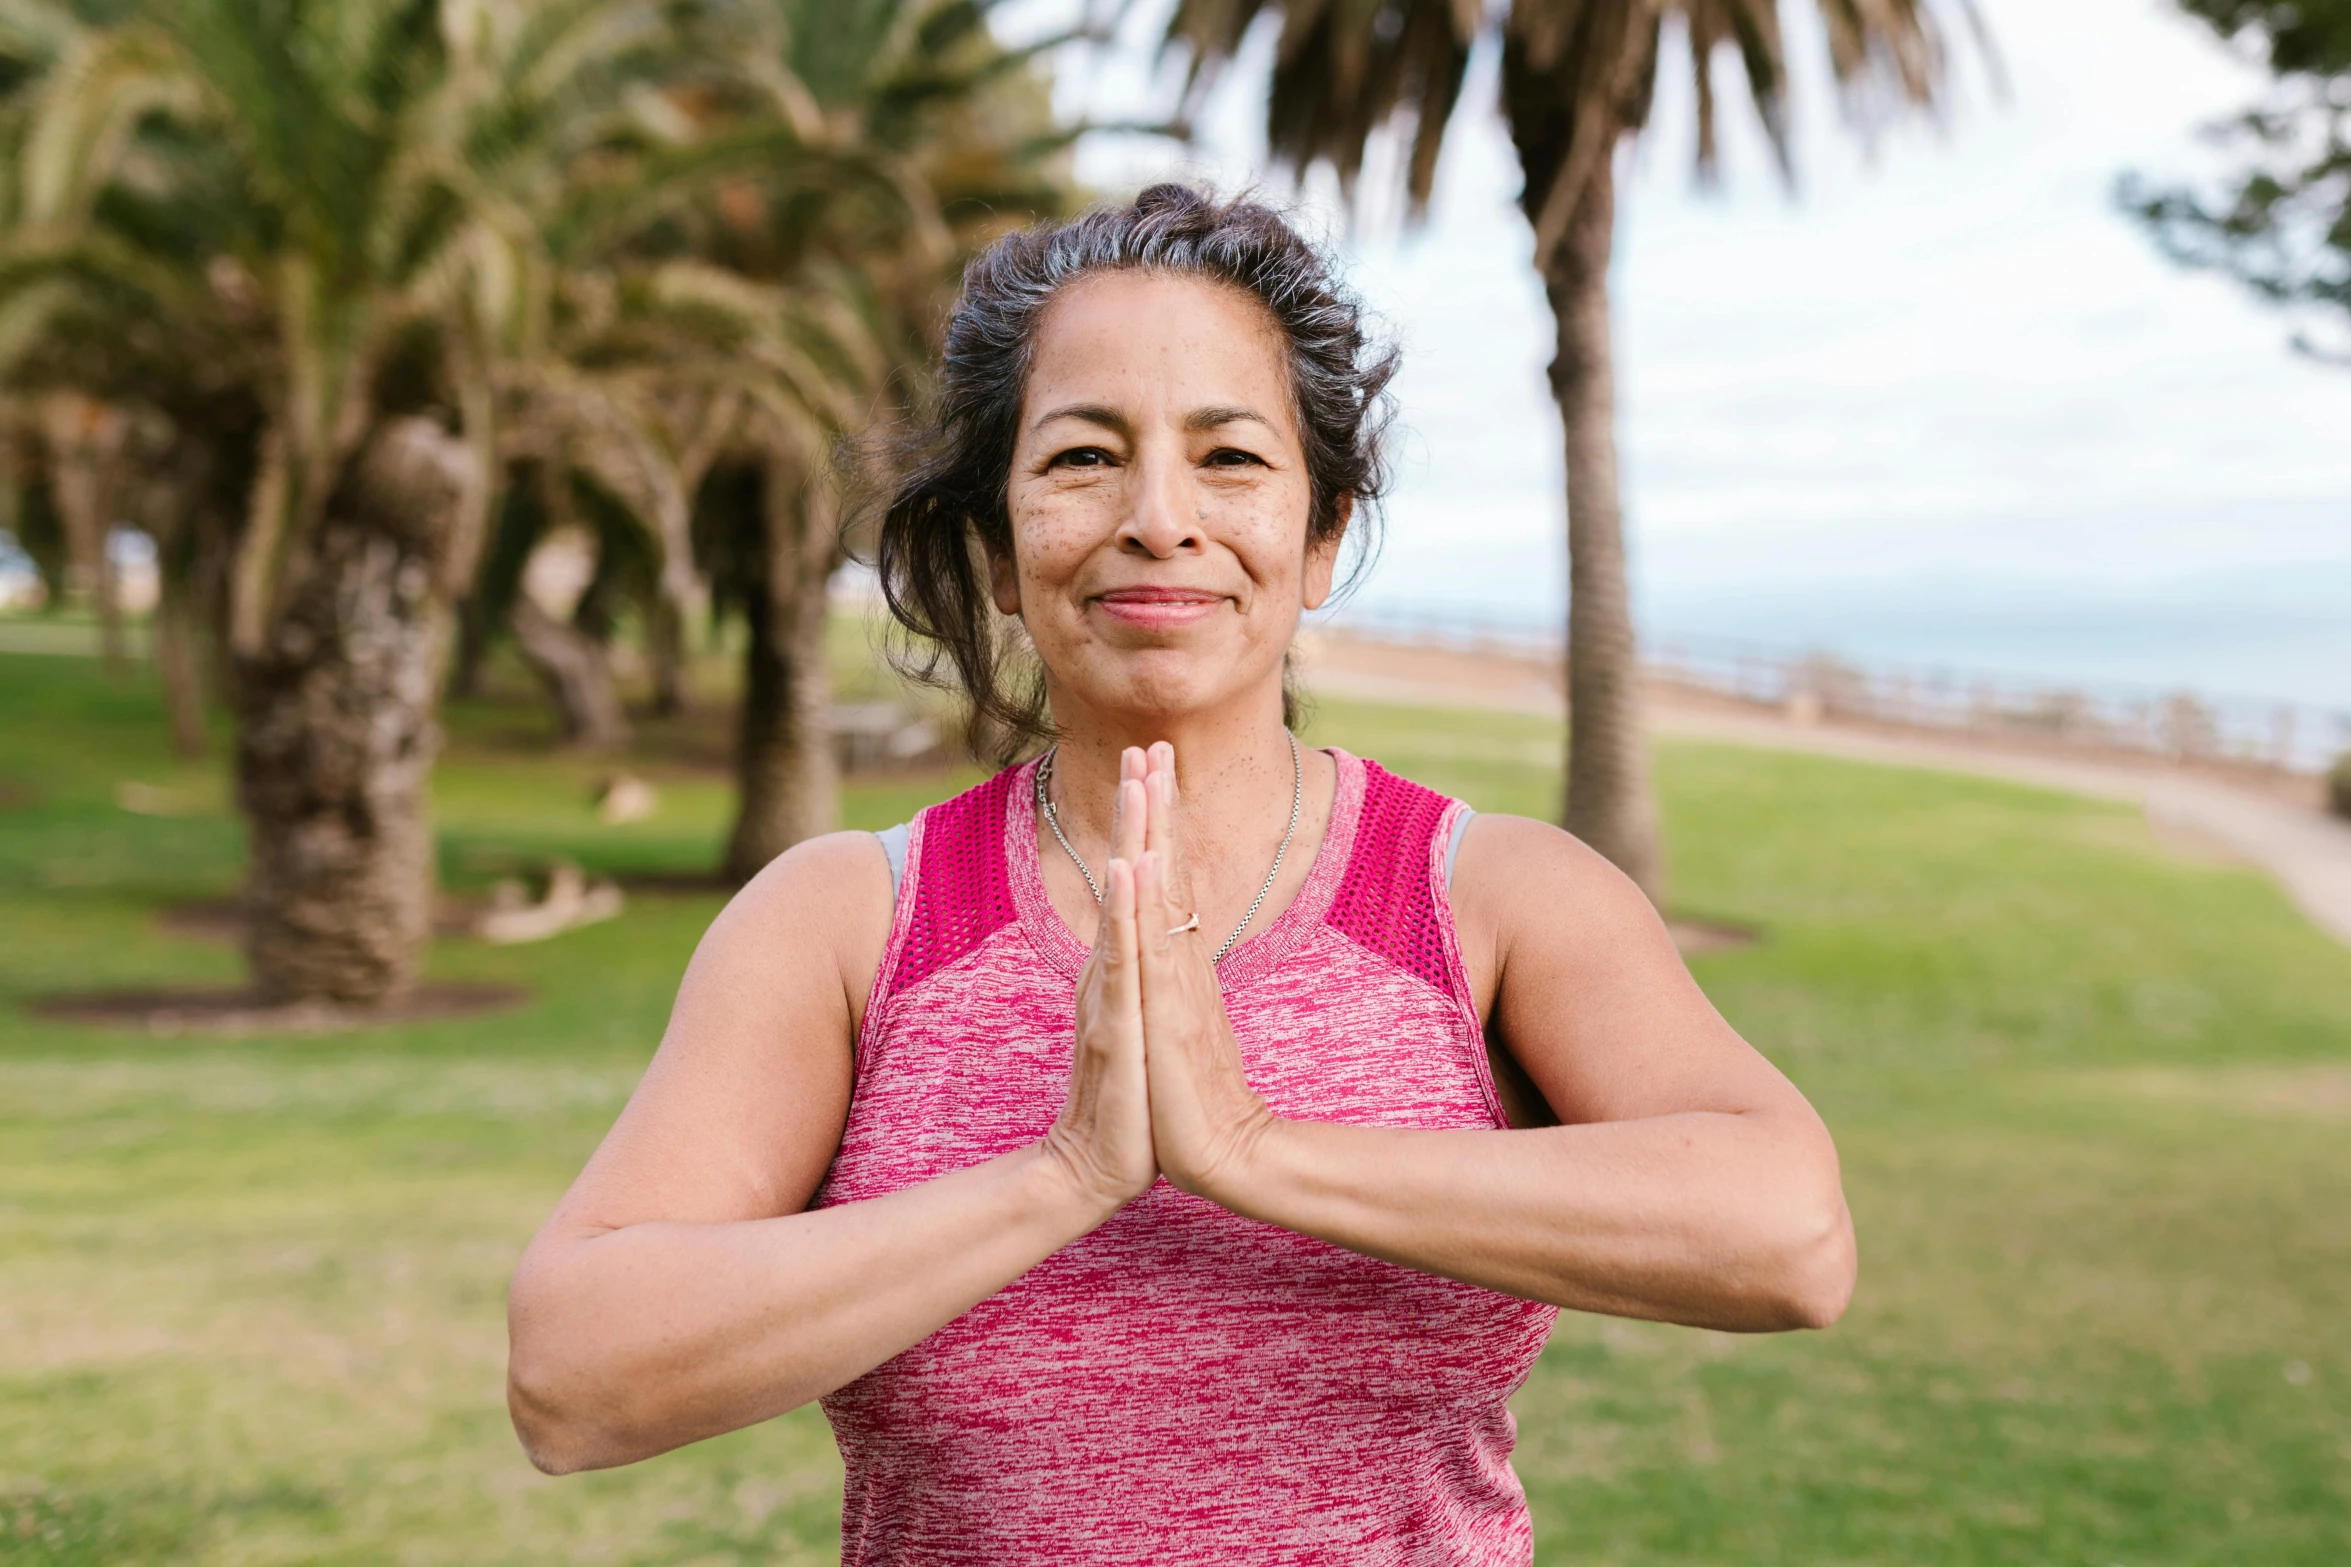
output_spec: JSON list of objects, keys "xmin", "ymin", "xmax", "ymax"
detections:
[
  {"xmin": 1165, "ymin": 0, "xmax": 1968, "ymax": 903},
  {"xmin": 0, "ymin": 0, "xmax": 696, "ymax": 1004},
  {"xmin": 495, "ymin": 255, "xmax": 883, "ymax": 772},
  {"xmin": 0, "ymin": 2, "xmax": 247, "ymax": 734},
  {"xmin": 652, "ymin": 0, "xmax": 1078, "ymax": 883},
  {"xmin": 461, "ymin": 0, "xmax": 1079, "ymax": 884}
]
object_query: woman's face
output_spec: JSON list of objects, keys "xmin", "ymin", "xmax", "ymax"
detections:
[{"xmin": 996, "ymin": 269, "xmax": 1344, "ymax": 728}]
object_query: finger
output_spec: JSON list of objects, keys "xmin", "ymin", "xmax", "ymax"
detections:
[
  {"xmin": 1143, "ymin": 769, "xmax": 1165, "ymax": 861},
  {"xmin": 1104, "ymin": 856, "xmax": 1140, "ymax": 1006},
  {"xmin": 1136, "ymin": 850, "xmax": 1178, "ymax": 966},
  {"xmin": 1119, "ymin": 752, "xmax": 1150, "ymax": 870},
  {"xmin": 1148, "ymin": 745, "xmax": 1176, "ymax": 841},
  {"xmin": 1145, "ymin": 757, "xmax": 1188, "ymax": 907},
  {"xmin": 1112, "ymin": 777, "xmax": 1146, "ymax": 867},
  {"xmin": 1132, "ymin": 852, "xmax": 1167, "ymax": 1009}
]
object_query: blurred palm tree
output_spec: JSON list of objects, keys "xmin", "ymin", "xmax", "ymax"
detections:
[
  {"xmin": 643, "ymin": 0, "xmax": 1078, "ymax": 882},
  {"xmin": 1165, "ymin": 0, "xmax": 1972, "ymax": 903},
  {"xmin": 460, "ymin": 0, "xmax": 1079, "ymax": 883},
  {"xmin": 0, "ymin": 0, "xmax": 1081, "ymax": 1004},
  {"xmin": 0, "ymin": 0, "xmax": 724, "ymax": 1003}
]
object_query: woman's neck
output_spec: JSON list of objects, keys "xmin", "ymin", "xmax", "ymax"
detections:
[{"xmin": 1035, "ymin": 681, "xmax": 1334, "ymax": 928}]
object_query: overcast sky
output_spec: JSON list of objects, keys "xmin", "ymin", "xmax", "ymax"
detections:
[{"xmin": 1010, "ymin": 0, "xmax": 2351, "ymax": 710}]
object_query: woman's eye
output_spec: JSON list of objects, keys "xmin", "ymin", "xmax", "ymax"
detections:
[
  {"xmin": 1049, "ymin": 447, "xmax": 1110, "ymax": 469},
  {"xmin": 1204, "ymin": 448, "xmax": 1265, "ymax": 468}
]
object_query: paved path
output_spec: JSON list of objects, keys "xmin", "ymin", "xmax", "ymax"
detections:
[{"xmin": 1301, "ymin": 647, "xmax": 2351, "ymax": 951}]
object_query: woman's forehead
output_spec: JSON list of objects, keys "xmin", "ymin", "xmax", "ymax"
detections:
[{"xmin": 1024, "ymin": 271, "xmax": 1293, "ymax": 425}]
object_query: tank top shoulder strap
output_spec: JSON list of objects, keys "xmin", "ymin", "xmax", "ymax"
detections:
[
  {"xmin": 1324, "ymin": 757, "xmax": 1476, "ymax": 1001},
  {"xmin": 863, "ymin": 766, "xmax": 1024, "ymax": 1055}
]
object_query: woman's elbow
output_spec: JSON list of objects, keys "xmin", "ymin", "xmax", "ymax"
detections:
[
  {"xmin": 506, "ymin": 1262, "xmax": 630, "ymax": 1475},
  {"xmin": 506, "ymin": 1331, "xmax": 612, "ymax": 1475},
  {"xmin": 1768, "ymin": 1190, "xmax": 1856, "ymax": 1330}
]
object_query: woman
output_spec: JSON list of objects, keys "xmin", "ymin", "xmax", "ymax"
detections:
[{"xmin": 506, "ymin": 185, "xmax": 1855, "ymax": 1564}]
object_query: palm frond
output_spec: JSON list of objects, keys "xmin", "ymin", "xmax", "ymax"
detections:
[
  {"xmin": 1161, "ymin": 0, "xmax": 1966, "ymax": 259},
  {"xmin": 20, "ymin": 21, "xmax": 199, "ymax": 229}
]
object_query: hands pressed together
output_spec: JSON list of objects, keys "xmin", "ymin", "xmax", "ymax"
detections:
[{"xmin": 1042, "ymin": 743, "xmax": 1280, "ymax": 1216}]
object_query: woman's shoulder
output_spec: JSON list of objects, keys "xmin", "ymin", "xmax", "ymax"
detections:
[
  {"xmin": 721, "ymin": 764, "xmax": 1034, "ymax": 1018},
  {"xmin": 1448, "ymin": 811, "xmax": 1673, "ymax": 975},
  {"xmin": 692, "ymin": 831, "xmax": 897, "ymax": 1023}
]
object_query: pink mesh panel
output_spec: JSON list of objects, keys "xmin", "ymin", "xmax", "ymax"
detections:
[
  {"xmin": 1326, "ymin": 760, "xmax": 1454, "ymax": 993},
  {"xmin": 889, "ymin": 767, "xmax": 1021, "ymax": 997}
]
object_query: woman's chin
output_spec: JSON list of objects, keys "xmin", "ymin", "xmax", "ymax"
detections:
[{"xmin": 1068, "ymin": 657, "xmax": 1264, "ymax": 724}]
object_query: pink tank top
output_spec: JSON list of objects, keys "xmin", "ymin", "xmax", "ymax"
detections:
[{"xmin": 815, "ymin": 749, "xmax": 1557, "ymax": 1564}]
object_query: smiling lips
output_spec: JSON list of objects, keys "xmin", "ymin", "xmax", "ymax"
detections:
[{"xmin": 1094, "ymin": 587, "xmax": 1227, "ymax": 629}]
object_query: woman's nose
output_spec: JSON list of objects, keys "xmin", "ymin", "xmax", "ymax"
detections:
[{"xmin": 1117, "ymin": 446, "xmax": 1200, "ymax": 558}]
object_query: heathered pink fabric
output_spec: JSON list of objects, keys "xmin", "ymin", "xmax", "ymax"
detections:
[{"xmin": 814, "ymin": 749, "xmax": 1558, "ymax": 1564}]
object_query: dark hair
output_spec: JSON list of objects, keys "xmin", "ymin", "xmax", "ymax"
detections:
[{"xmin": 870, "ymin": 182, "xmax": 1399, "ymax": 763}]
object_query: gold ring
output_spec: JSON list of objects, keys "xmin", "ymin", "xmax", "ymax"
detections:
[{"xmin": 1166, "ymin": 912, "xmax": 1200, "ymax": 937}]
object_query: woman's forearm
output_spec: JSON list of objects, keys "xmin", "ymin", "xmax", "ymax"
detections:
[
  {"xmin": 1209, "ymin": 1110, "xmax": 1855, "ymax": 1331},
  {"xmin": 507, "ymin": 1141, "xmax": 1116, "ymax": 1473}
]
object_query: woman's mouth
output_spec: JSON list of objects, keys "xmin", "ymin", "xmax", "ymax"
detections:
[{"xmin": 1094, "ymin": 588, "xmax": 1227, "ymax": 629}]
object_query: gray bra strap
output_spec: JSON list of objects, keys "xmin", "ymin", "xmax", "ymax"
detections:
[
  {"xmin": 876, "ymin": 822, "xmax": 910, "ymax": 909},
  {"xmin": 1445, "ymin": 806, "xmax": 1475, "ymax": 890}
]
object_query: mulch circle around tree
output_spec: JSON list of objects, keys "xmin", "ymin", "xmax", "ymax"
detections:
[{"xmin": 29, "ymin": 984, "xmax": 529, "ymax": 1038}]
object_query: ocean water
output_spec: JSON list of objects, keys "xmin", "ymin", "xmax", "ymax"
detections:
[{"xmin": 1337, "ymin": 529, "xmax": 2351, "ymax": 720}]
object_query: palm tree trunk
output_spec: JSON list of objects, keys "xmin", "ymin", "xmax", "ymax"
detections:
[
  {"xmin": 449, "ymin": 593, "xmax": 490, "ymax": 699},
  {"xmin": 647, "ymin": 593, "xmax": 688, "ymax": 716},
  {"xmin": 722, "ymin": 454, "xmax": 838, "ymax": 884},
  {"xmin": 143, "ymin": 442, "xmax": 229, "ymax": 760},
  {"xmin": 234, "ymin": 518, "xmax": 445, "ymax": 1003},
  {"xmin": 231, "ymin": 418, "xmax": 471, "ymax": 1006},
  {"xmin": 42, "ymin": 395, "xmax": 131, "ymax": 675},
  {"xmin": 510, "ymin": 596, "xmax": 630, "ymax": 749},
  {"xmin": 1530, "ymin": 155, "xmax": 1665, "ymax": 906},
  {"xmin": 154, "ymin": 573, "xmax": 208, "ymax": 759}
]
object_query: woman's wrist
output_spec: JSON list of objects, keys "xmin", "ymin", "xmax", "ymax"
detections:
[
  {"xmin": 1028, "ymin": 1129, "xmax": 1148, "ymax": 1229},
  {"xmin": 1169, "ymin": 1100, "xmax": 1286, "ymax": 1210}
]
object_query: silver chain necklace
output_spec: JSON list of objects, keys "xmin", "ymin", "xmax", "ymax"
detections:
[{"xmin": 1034, "ymin": 730, "xmax": 1302, "ymax": 966}]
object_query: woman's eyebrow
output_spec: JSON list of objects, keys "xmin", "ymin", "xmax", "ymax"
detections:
[
  {"xmin": 1185, "ymin": 404, "xmax": 1274, "ymax": 433},
  {"xmin": 1029, "ymin": 402, "xmax": 1129, "ymax": 435}
]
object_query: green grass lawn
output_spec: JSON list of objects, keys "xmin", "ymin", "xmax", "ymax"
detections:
[{"xmin": 3, "ymin": 642, "xmax": 2347, "ymax": 1565}]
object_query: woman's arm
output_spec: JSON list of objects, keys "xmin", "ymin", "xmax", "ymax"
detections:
[
  {"xmin": 1134, "ymin": 765, "xmax": 1855, "ymax": 1332},
  {"xmin": 506, "ymin": 812, "xmax": 1157, "ymax": 1475}
]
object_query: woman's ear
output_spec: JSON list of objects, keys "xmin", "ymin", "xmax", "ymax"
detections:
[
  {"xmin": 1301, "ymin": 494, "xmax": 1352, "ymax": 612},
  {"xmin": 986, "ymin": 543, "xmax": 1021, "ymax": 617}
]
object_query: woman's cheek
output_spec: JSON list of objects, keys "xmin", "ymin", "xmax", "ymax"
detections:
[
  {"xmin": 1012, "ymin": 494, "xmax": 1109, "ymax": 573},
  {"xmin": 1224, "ymin": 504, "xmax": 1310, "ymax": 585}
]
